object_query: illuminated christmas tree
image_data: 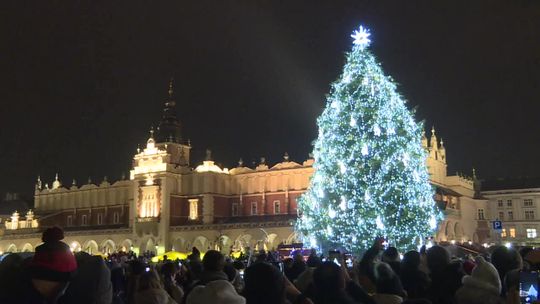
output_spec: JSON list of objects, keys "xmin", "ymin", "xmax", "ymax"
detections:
[{"xmin": 296, "ymin": 26, "xmax": 442, "ymax": 254}]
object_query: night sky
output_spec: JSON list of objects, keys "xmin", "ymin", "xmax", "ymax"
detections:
[{"xmin": 1, "ymin": 1, "xmax": 540, "ymax": 198}]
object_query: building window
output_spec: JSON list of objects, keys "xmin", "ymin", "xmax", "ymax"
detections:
[
  {"xmin": 497, "ymin": 200, "xmax": 503, "ymax": 208},
  {"xmin": 507, "ymin": 200, "xmax": 513, "ymax": 207},
  {"xmin": 273, "ymin": 201, "xmax": 281, "ymax": 214},
  {"xmin": 498, "ymin": 212, "xmax": 504, "ymax": 220},
  {"xmin": 81, "ymin": 215, "xmax": 87, "ymax": 226},
  {"xmin": 97, "ymin": 213, "xmax": 103, "ymax": 225},
  {"xmin": 189, "ymin": 199, "xmax": 199, "ymax": 220},
  {"xmin": 508, "ymin": 211, "xmax": 513, "ymax": 220},
  {"xmin": 477, "ymin": 209, "xmax": 485, "ymax": 220},
  {"xmin": 510, "ymin": 228, "xmax": 516, "ymax": 238},
  {"xmin": 67, "ymin": 215, "xmax": 73, "ymax": 227},
  {"xmin": 524, "ymin": 199, "xmax": 534, "ymax": 207},
  {"xmin": 232, "ymin": 203, "xmax": 239, "ymax": 216},
  {"xmin": 113, "ymin": 212, "xmax": 120, "ymax": 224},
  {"xmin": 501, "ymin": 228, "xmax": 507, "ymax": 238},
  {"xmin": 527, "ymin": 228, "xmax": 537, "ymax": 238},
  {"xmin": 251, "ymin": 202, "xmax": 257, "ymax": 215},
  {"xmin": 525, "ymin": 210, "xmax": 535, "ymax": 220}
]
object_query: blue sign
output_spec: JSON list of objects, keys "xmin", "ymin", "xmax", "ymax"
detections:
[{"xmin": 493, "ymin": 220, "xmax": 503, "ymax": 230}]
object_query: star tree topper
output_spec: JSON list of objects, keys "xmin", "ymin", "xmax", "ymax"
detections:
[{"xmin": 351, "ymin": 25, "xmax": 371, "ymax": 48}]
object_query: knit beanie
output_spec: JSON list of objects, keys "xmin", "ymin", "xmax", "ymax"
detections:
[
  {"xmin": 30, "ymin": 226, "xmax": 78, "ymax": 281},
  {"xmin": 461, "ymin": 256, "xmax": 501, "ymax": 295}
]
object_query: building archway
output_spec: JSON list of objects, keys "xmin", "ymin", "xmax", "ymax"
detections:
[
  {"xmin": 6, "ymin": 244, "xmax": 17, "ymax": 253},
  {"xmin": 140, "ymin": 237, "xmax": 156, "ymax": 254},
  {"xmin": 266, "ymin": 233, "xmax": 279, "ymax": 250},
  {"xmin": 192, "ymin": 236, "xmax": 210, "ymax": 252},
  {"xmin": 101, "ymin": 239, "xmax": 116, "ymax": 254},
  {"xmin": 171, "ymin": 237, "xmax": 186, "ymax": 252},
  {"xmin": 69, "ymin": 241, "xmax": 81, "ymax": 252},
  {"xmin": 234, "ymin": 234, "xmax": 253, "ymax": 252},
  {"xmin": 120, "ymin": 239, "xmax": 133, "ymax": 252},
  {"xmin": 454, "ymin": 222, "xmax": 464, "ymax": 241},
  {"xmin": 21, "ymin": 243, "xmax": 33, "ymax": 252},
  {"xmin": 83, "ymin": 240, "xmax": 99, "ymax": 254},
  {"xmin": 285, "ymin": 232, "xmax": 300, "ymax": 245},
  {"xmin": 216, "ymin": 235, "xmax": 232, "ymax": 253}
]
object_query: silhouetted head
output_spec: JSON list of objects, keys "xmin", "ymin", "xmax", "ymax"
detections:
[
  {"xmin": 202, "ymin": 250, "xmax": 225, "ymax": 272},
  {"xmin": 244, "ymin": 263, "xmax": 286, "ymax": 304}
]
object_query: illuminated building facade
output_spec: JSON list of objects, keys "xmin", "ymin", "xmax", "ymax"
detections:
[{"xmin": 0, "ymin": 82, "xmax": 490, "ymax": 255}]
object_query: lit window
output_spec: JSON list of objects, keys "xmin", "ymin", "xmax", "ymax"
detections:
[
  {"xmin": 498, "ymin": 212, "xmax": 504, "ymax": 220},
  {"xmin": 189, "ymin": 199, "xmax": 198, "ymax": 220},
  {"xmin": 525, "ymin": 210, "xmax": 535, "ymax": 220},
  {"xmin": 524, "ymin": 199, "xmax": 534, "ymax": 207},
  {"xmin": 251, "ymin": 202, "xmax": 257, "ymax": 215},
  {"xmin": 477, "ymin": 209, "xmax": 485, "ymax": 220},
  {"xmin": 67, "ymin": 215, "xmax": 73, "ymax": 227},
  {"xmin": 501, "ymin": 229, "xmax": 507, "ymax": 238},
  {"xmin": 97, "ymin": 214, "xmax": 103, "ymax": 225},
  {"xmin": 507, "ymin": 200, "xmax": 513, "ymax": 207},
  {"xmin": 232, "ymin": 203, "xmax": 239, "ymax": 216},
  {"xmin": 113, "ymin": 212, "xmax": 120, "ymax": 224},
  {"xmin": 81, "ymin": 215, "xmax": 87, "ymax": 226},
  {"xmin": 497, "ymin": 200, "xmax": 503, "ymax": 207},
  {"xmin": 510, "ymin": 228, "xmax": 516, "ymax": 238},
  {"xmin": 274, "ymin": 201, "xmax": 281, "ymax": 214},
  {"xmin": 508, "ymin": 211, "xmax": 513, "ymax": 220},
  {"xmin": 527, "ymin": 228, "xmax": 537, "ymax": 238}
]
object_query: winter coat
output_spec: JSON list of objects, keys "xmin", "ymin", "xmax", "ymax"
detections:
[
  {"xmin": 427, "ymin": 261, "xmax": 465, "ymax": 304},
  {"xmin": 59, "ymin": 253, "xmax": 113, "ymax": 304},
  {"xmin": 135, "ymin": 288, "xmax": 177, "ymax": 304}
]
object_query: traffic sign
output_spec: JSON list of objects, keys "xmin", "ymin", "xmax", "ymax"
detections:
[{"xmin": 492, "ymin": 220, "xmax": 502, "ymax": 230}]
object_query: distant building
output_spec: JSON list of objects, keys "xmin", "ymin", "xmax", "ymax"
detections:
[
  {"xmin": 482, "ymin": 178, "xmax": 540, "ymax": 246},
  {"xmin": 0, "ymin": 81, "xmax": 489, "ymax": 255}
]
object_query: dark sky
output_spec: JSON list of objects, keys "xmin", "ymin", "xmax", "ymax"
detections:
[{"xmin": 1, "ymin": 1, "xmax": 540, "ymax": 198}]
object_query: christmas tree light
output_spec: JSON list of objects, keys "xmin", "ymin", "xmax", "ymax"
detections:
[{"xmin": 296, "ymin": 25, "xmax": 443, "ymax": 254}]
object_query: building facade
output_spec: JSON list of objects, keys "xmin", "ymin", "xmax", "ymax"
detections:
[
  {"xmin": 0, "ymin": 82, "xmax": 490, "ymax": 255},
  {"xmin": 482, "ymin": 179, "xmax": 540, "ymax": 246}
]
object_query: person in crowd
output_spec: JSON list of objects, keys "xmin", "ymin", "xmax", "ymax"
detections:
[
  {"xmin": 294, "ymin": 251, "xmax": 321, "ymax": 298},
  {"xmin": 312, "ymin": 261, "xmax": 360, "ymax": 304},
  {"xmin": 425, "ymin": 245, "xmax": 465, "ymax": 304},
  {"xmin": 399, "ymin": 251, "xmax": 430, "ymax": 299},
  {"xmin": 187, "ymin": 247, "xmax": 201, "ymax": 262},
  {"xmin": 224, "ymin": 262, "xmax": 244, "ymax": 293},
  {"xmin": 59, "ymin": 251, "xmax": 112, "ymax": 304},
  {"xmin": 187, "ymin": 277, "xmax": 245, "ymax": 304},
  {"xmin": 199, "ymin": 250, "xmax": 229, "ymax": 284},
  {"xmin": 382, "ymin": 247, "xmax": 401, "ymax": 276},
  {"xmin": 244, "ymin": 262, "xmax": 310, "ymax": 304},
  {"xmin": 135, "ymin": 269, "xmax": 177, "ymax": 304},
  {"xmin": 454, "ymin": 256, "xmax": 503, "ymax": 304},
  {"xmin": 125, "ymin": 260, "xmax": 146, "ymax": 304},
  {"xmin": 502, "ymin": 269, "xmax": 520, "ymax": 304},
  {"xmin": 357, "ymin": 238, "xmax": 385, "ymax": 294},
  {"xmin": 161, "ymin": 262, "xmax": 184, "ymax": 303},
  {"xmin": 285, "ymin": 252, "xmax": 307, "ymax": 282},
  {"xmin": 18, "ymin": 226, "xmax": 78, "ymax": 304},
  {"xmin": 372, "ymin": 262, "xmax": 406, "ymax": 304},
  {"xmin": 0, "ymin": 253, "xmax": 26, "ymax": 302},
  {"xmin": 490, "ymin": 245, "xmax": 522, "ymax": 296}
]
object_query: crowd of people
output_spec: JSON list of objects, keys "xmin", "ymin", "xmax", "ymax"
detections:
[{"xmin": 0, "ymin": 227, "xmax": 534, "ymax": 304}]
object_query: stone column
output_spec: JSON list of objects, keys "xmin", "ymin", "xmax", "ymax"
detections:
[{"xmin": 202, "ymin": 194, "xmax": 215, "ymax": 224}]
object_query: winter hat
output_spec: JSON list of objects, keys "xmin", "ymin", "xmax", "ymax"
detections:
[
  {"xmin": 187, "ymin": 280, "xmax": 245, "ymax": 304},
  {"xmin": 461, "ymin": 256, "xmax": 501, "ymax": 295},
  {"xmin": 30, "ymin": 226, "xmax": 77, "ymax": 281}
]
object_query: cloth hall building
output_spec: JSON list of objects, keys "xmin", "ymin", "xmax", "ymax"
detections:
[{"xmin": 0, "ymin": 83, "xmax": 490, "ymax": 255}]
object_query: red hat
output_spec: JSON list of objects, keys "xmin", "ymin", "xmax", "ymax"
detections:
[{"xmin": 30, "ymin": 226, "xmax": 77, "ymax": 281}]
